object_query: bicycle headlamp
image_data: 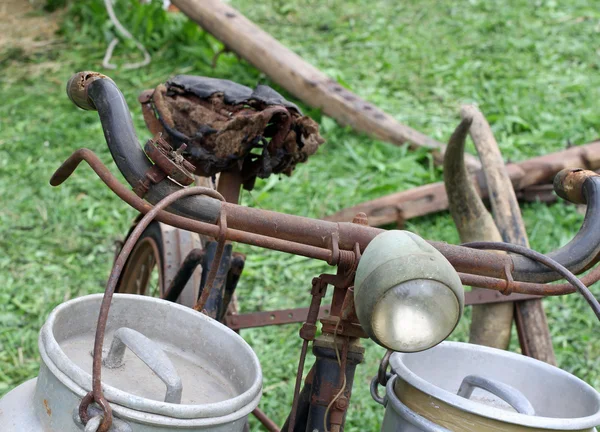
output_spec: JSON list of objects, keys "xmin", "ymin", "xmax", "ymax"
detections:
[{"xmin": 354, "ymin": 230, "xmax": 464, "ymax": 352}]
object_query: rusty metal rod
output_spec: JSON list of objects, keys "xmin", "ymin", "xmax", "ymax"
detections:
[
  {"xmin": 223, "ymin": 170, "xmax": 600, "ymax": 283},
  {"xmin": 194, "ymin": 210, "xmax": 227, "ymax": 312},
  {"xmin": 78, "ymin": 185, "xmax": 230, "ymax": 432},
  {"xmin": 463, "ymin": 242, "xmax": 600, "ymax": 321},
  {"xmin": 224, "ymin": 291, "xmax": 542, "ymax": 330},
  {"xmin": 51, "ymin": 149, "xmax": 600, "ymax": 295},
  {"xmin": 50, "ymin": 149, "xmax": 334, "ymax": 261},
  {"xmin": 252, "ymin": 407, "xmax": 280, "ymax": 432},
  {"xmin": 49, "ymin": 150, "xmax": 505, "ymax": 274},
  {"xmin": 288, "ymin": 339, "xmax": 309, "ymax": 431}
]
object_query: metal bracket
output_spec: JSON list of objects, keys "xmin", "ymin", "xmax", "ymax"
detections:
[{"xmin": 145, "ymin": 136, "xmax": 196, "ymax": 185}]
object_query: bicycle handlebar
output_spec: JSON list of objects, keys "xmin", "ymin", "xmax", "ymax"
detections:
[
  {"xmin": 66, "ymin": 72, "xmax": 222, "ymax": 223},
  {"xmin": 65, "ymin": 71, "xmax": 600, "ymax": 284},
  {"xmin": 514, "ymin": 169, "xmax": 600, "ymax": 282}
]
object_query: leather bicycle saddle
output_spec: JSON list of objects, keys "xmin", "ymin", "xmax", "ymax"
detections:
[{"xmin": 139, "ymin": 75, "xmax": 325, "ymax": 190}]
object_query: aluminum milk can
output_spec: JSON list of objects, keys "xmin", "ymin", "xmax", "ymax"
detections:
[
  {"xmin": 380, "ymin": 341, "xmax": 600, "ymax": 431},
  {"xmin": 0, "ymin": 293, "xmax": 262, "ymax": 431}
]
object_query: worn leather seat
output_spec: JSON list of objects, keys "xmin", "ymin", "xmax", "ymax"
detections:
[{"xmin": 139, "ymin": 75, "xmax": 324, "ymax": 189}]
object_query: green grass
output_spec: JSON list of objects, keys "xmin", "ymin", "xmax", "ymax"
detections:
[{"xmin": 1, "ymin": 0, "xmax": 600, "ymax": 430}]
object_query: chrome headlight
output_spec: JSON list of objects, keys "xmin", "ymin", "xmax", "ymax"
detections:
[{"xmin": 354, "ymin": 231, "xmax": 464, "ymax": 352}]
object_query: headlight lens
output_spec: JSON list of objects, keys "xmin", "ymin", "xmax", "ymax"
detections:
[{"xmin": 370, "ymin": 279, "xmax": 460, "ymax": 352}]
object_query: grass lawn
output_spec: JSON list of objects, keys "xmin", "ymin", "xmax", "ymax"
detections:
[{"xmin": 1, "ymin": 0, "xmax": 600, "ymax": 430}]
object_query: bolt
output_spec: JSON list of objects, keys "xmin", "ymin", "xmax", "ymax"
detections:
[
  {"xmin": 334, "ymin": 396, "xmax": 348, "ymax": 410},
  {"xmin": 352, "ymin": 212, "xmax": 368, "ymax": 225}
]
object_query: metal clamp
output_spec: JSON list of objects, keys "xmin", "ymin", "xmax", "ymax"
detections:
[
  {"xmin": 103, "ymin": 327, "xmax": 183, "ymax": 404},
  {"xmin": 457, "ymin": 374, "xmax": 535, "ymax": 415},
  {"xmin": 144, "ymin": 136, "xmax": 196, "ymax": 185}
]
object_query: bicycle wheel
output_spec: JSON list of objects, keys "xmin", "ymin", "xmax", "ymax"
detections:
[{"xmin": 116, "ymin": 220, "xmax": 204, "ymax": 307}]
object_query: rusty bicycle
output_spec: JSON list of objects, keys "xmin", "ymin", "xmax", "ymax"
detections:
[{"xmin": 3, "ymin": 70, "xmax": 600, "ymax": 432}]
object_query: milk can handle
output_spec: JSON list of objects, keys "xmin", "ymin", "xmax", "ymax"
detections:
[
  {"xmin": 457, "ymin": 374, "xmax": 535, "ymax": 415},
  {"xmin": 103, "ymin": 327, "xmax": 183, "ymax": 404}
]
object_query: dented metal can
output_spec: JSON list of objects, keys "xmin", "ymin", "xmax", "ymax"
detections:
[{"xmin": 0, "ymin": 294, "xmax": 262, "ymax": 431}]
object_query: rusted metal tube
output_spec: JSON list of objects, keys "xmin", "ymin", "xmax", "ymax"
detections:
[
  {"xmin": 252, "ymin": 408, "xmax": 280, "ymax": 432},
  {"xmin": 50, "ymin": 149, "xmax": 334, "ymax": 262},
  {"xmin": 228, "ymin": 230, "xmax": 334, "ymax": 262},
  {"xmin": 51, "ymin": 149, "xmax": 600, "ymax": 290},
  {"xmin": 52, "ymin": 150, "xmax": 504, "ymax": 277},
  {"xmin": 464, "ymin": 242, "xmax": 600, "ymax": 320},
  {"xmin": 224, "ymin": 204, "xmax": 347, "ymax": 248},
  {"xmin": 461, "ymin": 253, "xmax": 600, "ymax": 295},
  {"xmin": 429, "ymin": 241, "xmax": 510, "ymax": 279},
  {"xmin": 50, "ymin": 149, "xmax": 513, "ymax": 277},
  {"xmin": 224, "ymin": 204, "xmax": 387, "ymax": 252},
  {"xmin": 224, "ymin": 204, "xmax": 513, "ymax": 278},
  {"xmin": 51, "ymin": 148, "xmax": 222, "ymax": 236},
  {"xmin": 194, "ymin": 210, "xmax": 227, "ymax": 312},
  {"xmin": 459, "ymin": 274, "xmax": 574, "ymax": 296},
  {"xmin": 217, "ymin": 168, "xmax": 243, "ymax": 204}
]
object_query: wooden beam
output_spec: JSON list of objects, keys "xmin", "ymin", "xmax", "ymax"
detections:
[
  {"xmin": 324, "ymin": 140, "xmax": 600, "ymax": 225},
  {"xmin": 171, "ymin": 0, "xmax": 481, "ymax": 171}
]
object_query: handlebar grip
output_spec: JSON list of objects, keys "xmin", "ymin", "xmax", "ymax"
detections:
[
  {"xmin": 66, "ymin": 71, "xmax": 221, "ymax": 224},
  {"xmin": 66, "ymin": 71, "xmax": 112, "ymax": 111},
  {"xmin": 511, "ymin": 169, "xmax": 600, "ymax": 283},
  {"xmin": 554, "ymin": 168, "xmax": 600, "ymax": 204}
]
